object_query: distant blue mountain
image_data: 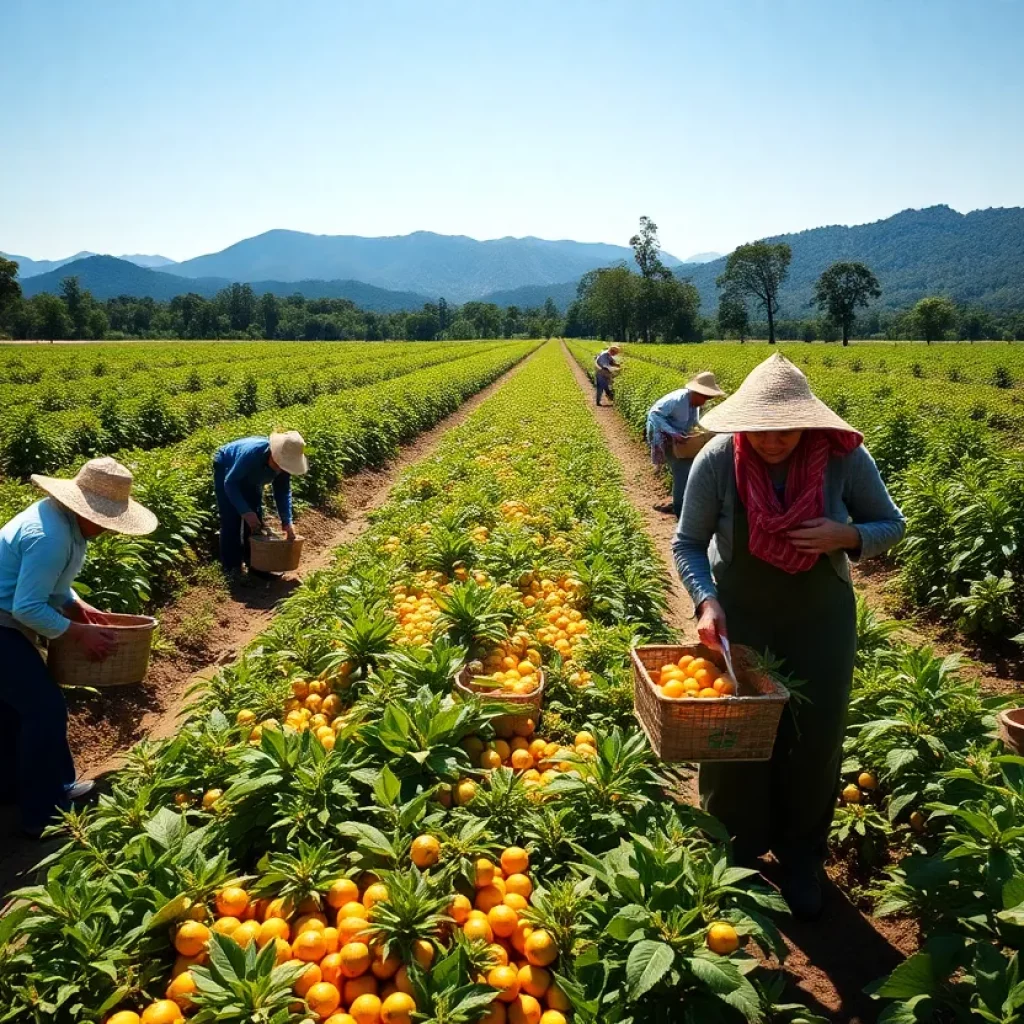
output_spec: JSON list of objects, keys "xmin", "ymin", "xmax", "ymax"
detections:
[{"xmin": 4, "ymin": 250, "xmax": 176, "ymax": 277}]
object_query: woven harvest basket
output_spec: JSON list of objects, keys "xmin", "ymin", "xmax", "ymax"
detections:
[
  {"xmin": 48, "ymin": 614, "xmax": 157, "ymax": 688},
  {"xmin": 633, "ymin": 644, "xmax": 789, "ymax": 762},
  {"xmin": 249, "ymin": 534, "xmax": 304, "ymax": 573},
  {"xmin": 454, "ymin": 666, "xmax": 545, "ymax": 733},
  {"xmin": 671, "ymin": 430, "xmax": 712, "ymax": 459}
]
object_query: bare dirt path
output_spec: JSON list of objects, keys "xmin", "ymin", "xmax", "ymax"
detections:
[
  {"xmin": 0, "ymin": 350, "xmax": 536, "ymax": 895},
  {"xmin": 561, "ymin": 343, "xmax": 913, "ymax": 1023}
]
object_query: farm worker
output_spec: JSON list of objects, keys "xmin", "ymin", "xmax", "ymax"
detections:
[
  {"xmin": 212, "ymin": 431, "xmax": 308, "ymax": 574},
  {"xmin": 645, "ymin": 371, "xmax": 726, "ymax": 517},
  {"xmin": 672, "ymin": 353, "xmax": 905, "ymax": 920},
  {"xmin": 0, "ymin": 457, "xmax": 158, "ymax": 837},
  {"xmin": 594, "ymin": 345, "xmax": 621, "ymax": 406}
]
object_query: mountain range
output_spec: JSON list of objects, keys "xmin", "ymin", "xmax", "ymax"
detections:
[
  {"xmin": 3, "ymin": 250, "xmax": 176, "ymax": 277},
  {"xmin": 7, "ymin": 205, "xmax": 1024, "ymax": 314}
]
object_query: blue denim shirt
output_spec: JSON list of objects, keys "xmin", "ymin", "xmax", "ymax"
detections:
[
  {"xmin": 0, "ymin": 498, "xmax": 86, "ymax": 638},
  {"xmin": 646, "ymin": 388, "xmax": 698, "ymax": 463},
  {"xmin": 672, "ymin": 434, "xmax": 906, "ymax": 611},
  {"xmin": 213, "ymin": 437, "xmax": 293, "ymax": 525}
]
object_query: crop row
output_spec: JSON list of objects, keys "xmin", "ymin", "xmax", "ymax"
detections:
[
  {"xmin": 0, "ymin": 342, "xmax": 509, "ymax": 480},
  {"xmin": 568, "ymin": 341, "xmax": 1024, "ymax": 642},
  {"xmin": 0, "ymin": 343, "xmax": 536, "ymax": 612},
  {"xmin": 0, "ymin": 342, "xmax": 823, "ymax": 1024}
]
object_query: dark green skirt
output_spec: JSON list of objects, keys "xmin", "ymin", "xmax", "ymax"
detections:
[{"xmin": 698, "ymin": 504, "xmax": 857, "ymax": 863}]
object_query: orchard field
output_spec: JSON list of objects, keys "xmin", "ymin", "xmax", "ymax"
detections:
[{"xmin": 2, "ymin": 338, "xmax": 1024, "ymax": 1024}]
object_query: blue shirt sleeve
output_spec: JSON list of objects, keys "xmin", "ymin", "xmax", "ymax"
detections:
[
  {"xmin": 272, "ymin": 473, "xmax": 293, "ymax": 526},
  {"xmin": 672, "ymin": 447, "xmax": 724, "ymax": 610},
  {"xmin": 843, "ymin": 446, "xmax": 907, "ymax": 561},
  {"xmin": 223, "ymin": 443, "xmax": 268, "ymax": 517},
  {"xmin": 12, "ymin": 525, "xmax": 73, "ymax": 638}
]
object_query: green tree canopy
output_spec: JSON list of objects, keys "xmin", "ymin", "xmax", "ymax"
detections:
[
  {"xmin": 912, "ymin": 295, "xmax": 958, "ymax": 343},
  {"xmin": 813, "ymin": 261, "xmax": 882, "ymax": 345},
  {"xmin": 716, "ymin": 241, "xmax": 792, "ymax": 344}
]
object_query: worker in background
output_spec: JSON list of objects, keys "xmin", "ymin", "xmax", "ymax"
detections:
[
  {"xmin": 0, "ymin": 458, "xmax": 158, "ymax": 837},
  {"xmin": 213, "ymin": 431, "xmax": 308, "ymax": 577},
  {"xmin": 646, "ymin": 371, "xmax": 726, "ymax": 516},
  {"xmin": 594, "ymin": 345, "xmax": 622, "ymax": 406}
]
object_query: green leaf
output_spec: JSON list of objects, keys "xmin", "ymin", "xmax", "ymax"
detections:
[
  {"xmin": 625, "ymin": 940, "xmax": 676, "ymax": 1000},
  {"xmin": 874, "ymin": 953, "xmax": 936, "ymax": 999},
  {"xmin": 877, "ymin": 995, "xmax": 932, "ymax": 1024},
  {"xmin": 374, "ymin": 765, "xmax": 402, "ymax": 806},
  {"xmin": 606, "ymin": 905, "xmax": 650, "ymax": 941},
  {"xmin": 686, "ymin": 951, "xmax": 743, "ymax": 994}
]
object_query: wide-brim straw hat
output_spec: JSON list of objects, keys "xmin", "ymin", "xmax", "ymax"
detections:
[
  {"xmin": 699, "ymin": 352, "xmax": 857, "ymax": 434},
  {"xmin": 270, "ymin": 430, "xmax": 309, "ymax": 477},
  {"xmin": 31, "ymin": 457, "xmax": 158, "ymax": 535},
  {"xmin": 686, "ymin": 371, "xmax": 726, "ymax": 398}
]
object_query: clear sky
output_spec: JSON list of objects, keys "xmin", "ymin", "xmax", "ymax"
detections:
[{"xmin": 2, "ymin": 0, "xmax": 1022, "ymax": 263}]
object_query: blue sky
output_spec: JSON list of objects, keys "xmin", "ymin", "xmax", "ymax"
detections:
[{"xmin": 2, "ymin": 0, "xmax": 1022, "ymax": 263}]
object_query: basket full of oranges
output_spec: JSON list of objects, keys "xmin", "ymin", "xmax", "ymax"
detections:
[{"xmin": 632, "ymin": 644, "xmax": 789, "ymax": 763}]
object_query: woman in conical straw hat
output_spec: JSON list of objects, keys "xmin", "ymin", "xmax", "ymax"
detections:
[
  {"xmin": 0, "ymin": 457, "xmax": 158, "ymax": 837},
  {"xmin": 672, "ymin": 353, "xmax": 905, "ymax": 919},
  {"xmin": 212, "ymin": 431, "xmax": 308, "ymax": 580}
]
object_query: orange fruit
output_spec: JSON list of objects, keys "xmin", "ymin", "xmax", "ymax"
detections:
[
  {"xmin": 545, "ymin": 982, "xmax": 571, "ymax": 1012},
  {"xmin": 517, "ymin": 965, "xmax": 551, "ymax": 998},
  {"xmin": 463, "ymin": 915, "xmax": 494, "ymax": 943},
  {"xmin": 201, "ymin": 789, "xmax": 222, "ymax": 809},
  {"xmin": 475, "ymin": 884, "xmax": 506, "ymax": 913},
  {"xmin": 173, "ymin": 921, "xmax": 210, "ymax": 958},
  {"xmin": 503, "ymin": 893, "xmax": 528, "ymax": 912},
  {"xmin": 371, "ymin": 949, "xmax": 401, "ymax": 980},
  {"xmin": 511, "ymin": 921, "xmax": 534, "ymax": 955},
  {"xmin": 263, "ymin": 897, "xmax": 291, "ymax": 921},
  {"xmin": 842, "ymin": 784, "xmax": 862, "ymax": 804},
  {"xmin": 475, "ymin": 859, "xmax": 496, "ymax": 888},
  {"xmin": 340, "ymin": 901, "xmax": 369, "ymax": 921},
  {"xmin": 488, "ymin": 905, "xmax": 519, "ymax": 939},
  {"xmin": 294, "ymin": 913, "xmax": 328, "ymax": 933},
  {"xmin": 293, "ymin": 962, "xmax": 322, "ymax": 997},
  {"xmin": 524, "ymin": 930, "xmax": 558, "ymax": 967},
  {"xmin": 322, "ymin": 926, "xmax": 340, "ymax": 954},
  {"xmin": 320, "ymin": 952, "xmax": 344, "ymax": 987},
  {"xmin": 327, "ymin": 879, "xmax": 360, "ymax": 909},
  {"xmin": 211, "ymin": 916, "xmax": 241, "ymax": 936},
  {"xmin": 488, "ymin": 942, "xmax": 510, "ymax": 966},
  {"xmin": 504, "ymin": 874, "xmax": 532, "ymax": 900},
  {"xmin": 712, "ymin": 676, "xmax": 736, "ymax": 696},
  {"xmin": 107, "ymin": 1014, "xmax": 142, "ymax": 1024},
  {"xmin": 140, "ymin": 1002, "xmax": 183, "ymax": 1024},
  {"xmin": 661, "ymin": 680, "xmax": 685, "ymax": 698},
  {"xmin": 501, "ymin": 848, "xmax": 529, "ymax": 875},
  {"xmin": 171, "ymin": 954, "xmax": 206, "ymax": 976},
  {"xmin": 479, "ymin": 1005, "xmax": 508, "ymax": 1024},
  {"xmin": 707, "ymin": 921, "xmax": 739, "ymax": 955},
  {"xmin": 508, "ymin": 994, "xmax": 542, "ymax": 1024},
  {"xmin": 698, "ymin": 687, "xmax": 719, "ymax": 699},
  {"xmin": 344, "ymin": 975, "xmax": 379, "ymax": 1005},
  {"xmin": 348, "ymin": 992, "xmax": 383, "ymax": 1024},
  {"xmin": 339, "ymin": 941, "xmax": 372, "ymax": 978},
  {"xmin": 449, "ymin": 893, "xmax": 472, "ymax": 924},
  {"xmin": 363, "ymin": 883, "xmax": 389, "ymax": 910},
  {"xmin": 677, "ymin": 654, "xmax": 695, "ymax": 670},
  {"xmin": 380, "ymin": 992, "xmax": 417, "ymax": 1024},
  {"xmin": 410, "ymin": 835, "xmax": 441, "ymax": 869},
  {"xmin": 488, "ymin": 964, "xmax": 521, "ymax": 1003},
  {"xmin": 539, "ymin": 1012, "xmax": 567, "ymax": 1024},
  {"xmin": 306, "ymin": 982, "xmax": 342, "ymax": 1018},
  {"xmin": 480, "ymin": 749, "xmax": 504, "ymax": 770},
  {"xmin": 337, "ymin": 916, "xmax": 370, "ymax": 945},
  {"xmin": 510, "ymin": 749, "xmax": 534, "ymax": 771},
  {"xmin": 324, "ymin": 1017, "xmax": 358, "ymax": 1024},
  {"xmin": 231, "ymin": 919, "xmax": 262, "ymax": 948},
  {"xmin": 393, "ymin": 966, "xmax": 414, "ymax": 996},
  {"xmin": 858, "ymin": 771, "xmax": 878, "ymax": 791},
  {"xmin": 292, "ymin": 930, "xmax": 329, "ymax": 963},
  {"xmin": 165, "ymin": 971, "xmax": 196, "ymax": 1010},
  {"xmin": 257, "ymin": 917, "xmax": 290, "ymax": 946},
  {"xmin": 215, "ymin": 886, "xmax": 249, "ymax": 918}
]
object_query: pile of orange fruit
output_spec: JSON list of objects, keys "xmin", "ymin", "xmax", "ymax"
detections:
[
  {"xmin": 462, "ymin": 730, "xmax": 596, "ymax": 791},
  {"xmin": 476, "ymin": 631, "xmax": 544, "ymax": 696},
  {"xmin": 392, "ymin": 581, "xmax": 444, "ymax": 647},
  {"xmin": 518, "ymin": 573, "xmax": 589, "ymax": 665},
  {"xmin": 451, "ymin": 846, "xmax": 572, "ymax": 1024},
  {"xmin": 653, "ymin": 654, "xmax": 736, "ymax": 700}
]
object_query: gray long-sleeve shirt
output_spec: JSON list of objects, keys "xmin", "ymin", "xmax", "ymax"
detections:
[{"xmin": 672, "ymin": 434, "xmax": 906, "ymax": 611}]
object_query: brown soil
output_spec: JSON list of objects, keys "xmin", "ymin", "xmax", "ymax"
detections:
[
  {"xmin": 0, "ymin": 351, "xmax": 535, "ymax": 895},
  {"xmin": 561, "ymin": 343, "xmax": 915, "ymax": 1023}
]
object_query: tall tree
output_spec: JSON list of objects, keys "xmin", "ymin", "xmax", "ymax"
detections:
[
  {"xmin": 717, "ymin": 290, "xmax": 750, "ymax": 342},
  {"xmin": 437, "ymin": 297, "xmax": 451, "ymax": 332},
  {"xmin": 32, "ymin": 293, "xmax": 73, "ymax": 341},
  {"xmin": 60, "ymin": 275, "xmax": 90, "ymax": 339},
  {"xmin": 813, "ymin": 261, "xmax": 881, "ymax": 346},
  {"xmin": 0, "ymin": 257, "xmax": 22, "ymax": 332},
  {"xmin": 912, "ymin": 296, "xmax": 957, "ymax": 344},
  {"xmin": 578, "ymin": 265, "xmax": 637, "ymax": 342},
  {"xmin": 258, "ymin": 292, "xmax": 280, "ymax": 338},
  {"xmin": 502, "ymin": 305, "xmax": 520, "ymax": 339},
  {"xmin": 716, "ymin": 241, "xmax": 792, "ymax": 344},
  {"xmin": 630, "ymin": 216, "xmax": 672, "ymax": 343}
]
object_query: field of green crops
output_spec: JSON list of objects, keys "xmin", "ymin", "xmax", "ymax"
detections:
[
  {"xmin": 4, "ymin": 339, "xmax": 1024, "ymax": 1024},
  {"xmin": 570, "ymin": 341, "xmax": 1024, "ymax": 643}
]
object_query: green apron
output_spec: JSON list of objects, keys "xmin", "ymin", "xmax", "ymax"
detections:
[{"xmin": 698, "ymin": 501, "xmax": 857, "ymax": 863}]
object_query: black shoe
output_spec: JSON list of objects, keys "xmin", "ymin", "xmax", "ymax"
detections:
[
  {"xmin": 247, "ymin": 567, "xmax": 275, "ymax": 581},
  {"xmin": 781, "ymin": 860, "xmax": 824, "ymax": 921}
]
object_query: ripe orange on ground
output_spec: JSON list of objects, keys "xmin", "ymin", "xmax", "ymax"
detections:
[
  {"xmin": 463, "ymin": 915, "xmax": 494, "ymax": 943},
  {"xmin": 363, "ymin": 883, "xmax": 389, "ymax": 910},
  {"xmin": 339, "ymin": 941, "xmax": 372, "ymax": 977},
  {"xmin": 380, "ymin": 992, "xmax": 417, "ymax": 1024},
  {"xmin": 524, "ymin": 929, "xmax": 558, "ymax": 967},
  {"xmin": 707, "ymin": 921, "xmax": 739, "ymax": 954},
  {"xmin": 215, "ymin": 886, "xmax": 249, "ymax": 918},
  {"xmin": 449, "ymin": 893, "xmax": 472, "ymax": 924},
  {"xmin": 348, "ymin": 993, "xmax": 383, "ymax": 1024},
  {"xmin": 327, "ymin": 879, "xmax": 360, "ymax": 909},
  {"xmin": 292, "ymin": 929, "xmax": 328, "ymax": 962},
  {"xmin": 293, "ymin": 963, "xmax": 322, "ymax": 997},
  {"xmin": 517, "ymin": 964, "xmax": 551, "ymax": 998},
  {"xmin": 501, "ymin": 847, "xmax": 529, "ymax": 875},
  {"xmin": 306, "ymin": 982, "xmax": 342, "ymax": 1018},
  {"xmin": 140, "ymin": 1002, "xmax": 183, "ymax": 1024},
  {"xmin": 173, "ymin": 921, "xmax": 210, "ymax": 957},
  {"xmin": 488, "ymin": 964, "xmax": 521, "ymax": 1003},
  {"xmin": 508, "ymin": 994, "xmax": 542, "ymax": 1024}
]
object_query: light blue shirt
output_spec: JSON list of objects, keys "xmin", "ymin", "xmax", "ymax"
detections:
[
  {"xmin": 0, "ymin": 498, "xmax": 86, "ymax": 638},
  {"xmin": 646, "ymin": 388, "xmax": 698, "ymax": 463},
  {"xmin": 595, "ymin": 350, "xmax": 617, "ymax": 372}
]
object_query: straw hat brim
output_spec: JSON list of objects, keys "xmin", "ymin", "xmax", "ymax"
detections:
[
  {"xmin": 687, "ymin": 379, "xmax": 726, "ymax": 399},
  {"xmin": 699, "ymin": 392, "xmax": 856, "ymax": 434},
  {"xmin": 269, "ymin": 436, "xmax": 309, "ymax": 477},
  {"xmin": 31, "ymin": 476, "xmax": 159, "ymax": 535}
]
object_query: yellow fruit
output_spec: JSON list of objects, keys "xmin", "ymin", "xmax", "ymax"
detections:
[
  {"xmin": 858, "ymin": 771, "xmax": 878, "ymax": 791},
  {"xmin": 910, "ymin": 810, "xmax": 927, "ymax": 833},
  {"xmin": 410, "ymin": 834, "xmax": 441, "ymax": 869},
  {"xmin": 202, "ymin": 789, "xmax": 222, "ymax": 809},
  {"xmin": 322, "ymin": 926, "xmax": 340, "ymax": 953},
  {"xmin": 306, "ymin": 981, "xmax": 342, "ymax": 1018},
  {"xmin": 524, "ymin": 929, "xmax": 558, "ymax": 967},
  {"xmin": 345, "ymin": 975, "xmax": 379, "ymax": 1005},
  {"xmin": 462, "ymin": 915, "xmax": 494, "ymax": 943},
  {"xmin": 107, "ymin": 1014, "xmax": 142, "ymax": 1024},
  {"xmin": 337, "ymin": 916, "xmax": 370, "ymax": 945},
  {"xmin": 503, "ymin": 893, "xmax": 529, "ymax": 912},
  {"xmin": 231, "ymin": 919, "xmax": 262, "ymax": 948},
  {"xmin": 476, "ymin": 884, "xmax": 506, "ymax": 913},
  {"xmin": 479, "ymin": 1005, "xmax": 508, "ymax": 1024},
  {"xmin": 501, "ymin": 847, "xmax": 529, "ymax": 875},
  {"xmin": 481, "ymin": 749, "xmax": 504, "ymax": 770},
  {"xmin": 574, "ymin": 731, "xmax": 595, "ymax": 747},
  {"xmin": 140, "ymin": 1002, "xmax": 183, "ymax": 1024},
  {"xmin": 324, "ymin": 1017, "xmax": 358, "ymax": 1024},
  {"xmin": 707, "ymin": 921, "xmax": 740, "ymax": 955},
  {"xmin": 698, "ymin": 687, "xmax": 719, "ymax": 699},
  {"xmin": 540, "ymin": 1012, "xmax": 567, "ymax": 1024},
  {"xmin": 380, "ymin": 992, "xmax": 417, "ymax": 1024},
  {"xmin": 488, "ymin": 942, "xmax": 510, "ymax": 966},
  {"xmin": 412, "ymin": 939, "xmax": 435, "ymax": 969},
  {"xmin": 216, "ymin": 886, "xmax": 249, "ymax": 918},
  {"xmin": 293, "ymin": 962, "xmax": 322, "ymax": 997},
  {"xmin": 488, "ymin": 904, "xmax": 519, "ymax": 938},
  {"xmin": 371, "ymin": 950, "xmax": 402, "ymax": 980},
  {"xmin": 544, "ymin": 982, "xmax": 571, "ymax": 1012},
  {"xmin": 211, "ymin": 916, "xmax": 241, "ymax": 936},
  {"xmin": 510, "ymin": 749, "xmax": 534, "ymax": 771},
  {"xmin": 257, "ymin": 917, "xmax": 291, "ymax": 947},
  {"xmin": 454, "ymin": 779, "xmax": 478, "ymax": 805},
  {"xmin": 517, "ymin": 964, "xmax": 551, "ymax": 998},
  {"xmin": 363, "ymin": 883, "xmax": 390, "ymax": 910},
  {"xmin": 489, "ymin": 964, "xmax": 521, "ymax": 1003},
  {"xmin": 504, "ymin": 873, "xmax": 533, "ymax": 900},
  {"xmin": 339, "ymin": 941, "xmax": 372, "ymax": 978},
  {"xmin": 475, "ymin": 859, "xmax": 496, "ymax": 888},
  {"xmin": 348, "ymin": 993, "xmax": 383, "ymax": 1024},
  {"xmin": 320, "ymin": 952, "xmax": 344, "ymax": 987},
  {"xmin": 842, "ymin": 784, "xmax": 862, "ymax": 805},
  {"xmin": 173, "ymin": 921, "xmax": 210, "ymax": 958},
  {"xmin": 340, "ymin": 900, "xmax": 369, "ymax": 921},
  {"xmin": 508, "ymin": 994, "xmax": 542, "ymax": 1024},
  {"xmin": 264, "ymin": 896, "xmax": 291, "ymax": 921},
  {"xmin": 292, "ymin": 929, "xmax": 328, "ymax": 962},
  {"xmin": 165, "ymin": 971, "xmax": 196, "ymax": 1010}
]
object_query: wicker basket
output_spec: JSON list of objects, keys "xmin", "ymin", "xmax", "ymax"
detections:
[
  {"xmin": 48, "ymin": 613, "xmax": 157, "ymax": 688},
  {"xmin": 671, "ymin": 430, "xmax": 712, "ymax": 459},
  {"xmin": 632, "ymin": 643, "xmax": 789, "ymax": 762},
  {"xmin": 998, "ymin": 708, "xmax": 1024, "ymax": 755},
  {"xmin": 454, "ymin": 666, "xmax": 545, "ymax": 734},
  {"xmin": 249, "ymin": 534, "xmax": 304, "ymax": 573}
]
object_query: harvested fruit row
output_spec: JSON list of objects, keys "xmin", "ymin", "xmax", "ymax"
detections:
[{"xmin": 2, "ymin": 343, "xmax": 815, "ymax": 1024}]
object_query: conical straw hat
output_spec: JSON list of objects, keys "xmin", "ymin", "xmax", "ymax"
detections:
[
  {"xmin": 31, "ymin": 457, "xmax": 158, "ymax": 535},
  {"xmin": 686, "ymin": 371, "xmax": 726, "ymax": 398},
  {"xmin": 270, "ymin": 431, "xmax": 308, "ymax": 476},
  {"xmin": 699, "ymin": 352, "xmax": 857, "ymax": 434}
]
